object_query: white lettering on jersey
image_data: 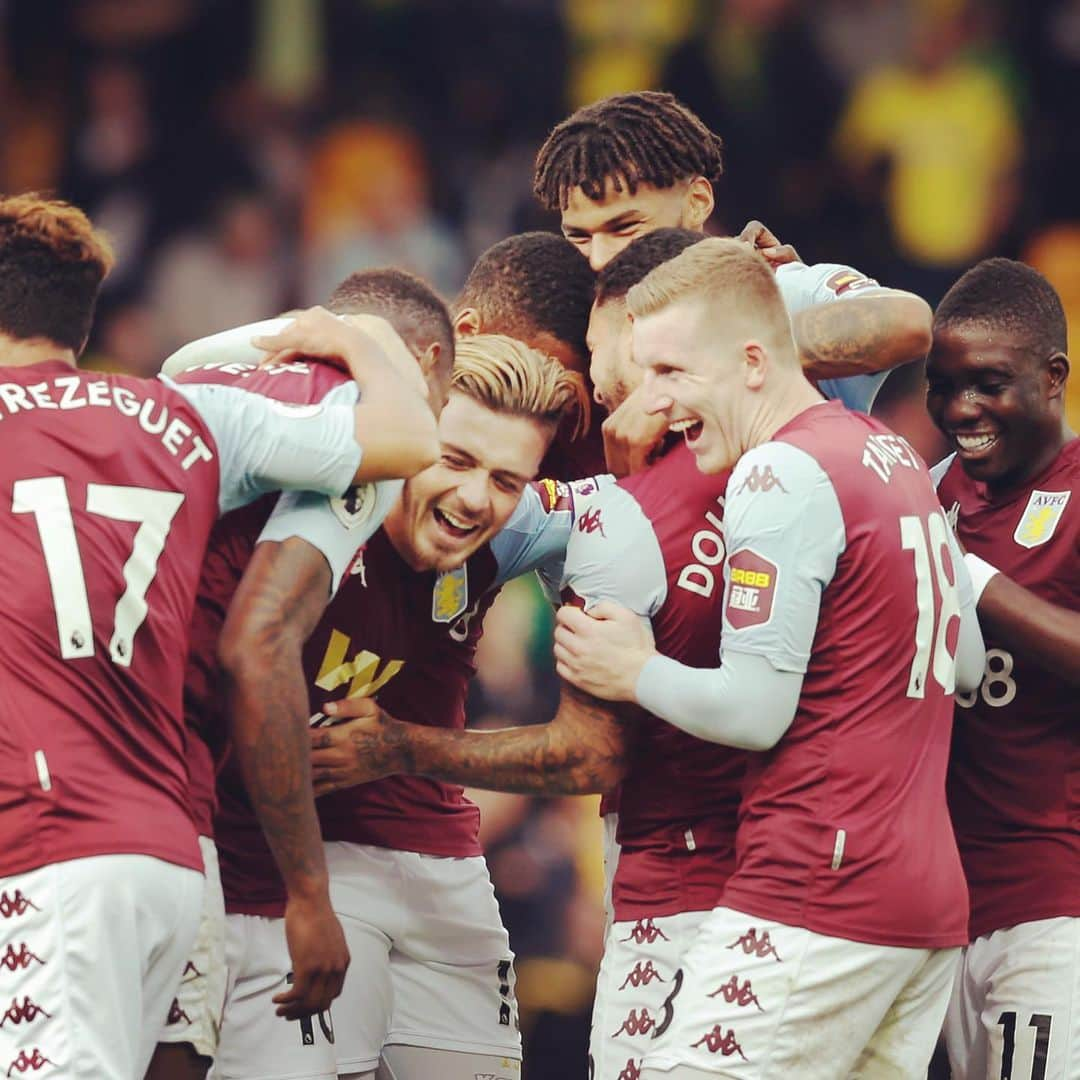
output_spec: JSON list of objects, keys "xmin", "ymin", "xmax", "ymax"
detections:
[
  {"xmin": 677, "ymin": 495, "xmax": 726, "ymax": 598},
  {"xmin": 0, "ymin": 375, "xmax": 216, "ymax": 470},
  {"xmin": 862, "ymin": 432, "xmax": 921, "ymax": 484}
]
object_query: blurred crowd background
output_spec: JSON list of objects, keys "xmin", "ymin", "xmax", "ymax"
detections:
[{"xmin": 4, "ymin": 1, "xmax": 1078, "ymax": 1075}]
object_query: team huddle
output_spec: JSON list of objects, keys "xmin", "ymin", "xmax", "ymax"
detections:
[{"xmin": 0, "ymin": 91, "xmax": 1075, "ymax": 1080}]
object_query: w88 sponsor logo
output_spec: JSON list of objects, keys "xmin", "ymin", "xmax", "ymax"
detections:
[{"xmin": 956, "ymin": 648, "xmax": 1016, "ymax": 709}]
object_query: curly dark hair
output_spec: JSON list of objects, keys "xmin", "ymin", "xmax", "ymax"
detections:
[
  {"xmin": 456, "ymin": 231, "xmax": 595, "ymax": 363},
  {"xmin": 595, "ymin": 228, "xmax": 705, "ymax": 305},
  {"xmin": 328, "ymin": 267, "xmax": 454, "ymax": 364},
  {"xmin": 533, "ymin": 91, "xmax": 724, "ymax": 211}
]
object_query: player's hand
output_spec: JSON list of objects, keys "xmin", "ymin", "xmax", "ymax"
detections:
[
  {"xmin": 736, "ymin": 220, "xmax": 801, "ymax": 270},
  {"xmin": 601, "ymin": 385, "xmax": 670, "ymax": 477},
  {"xmin": 274, "ymin": 894, "xmax": 350, "ymax": 1020},
  {"xmin": 553, "ymin": 601, "xmax": 656, "ymax": 703},
  {"xmin": 252, "ymin": 307, "xmax": 428, "ymax": 401},
  {"xmin": 310, "ymin": 697, "xmax": 408, "ymax": 795}
]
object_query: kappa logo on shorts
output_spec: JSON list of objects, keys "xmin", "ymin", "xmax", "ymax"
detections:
[
  {"xmin": 709, "ymin": 975, "xmax": 763, "ymax": 1012},
  {"xmin": 616, "ymin": 1060, "xmax": 642, "ymax": 1080},
  {"xmin": 611, "ymin": 1008, "xmax": 656, "ymax": 1039},
  {"xmin": 726, "ymin": 928, "xmax": 782, "ymax": 963},
  {"xmin": 5, "ymin": 1049, "xmax": 55, "ymax": 1076},
  {"xmin": 692, "ymin": 1025, "xmax": 748, "ymax": 1061},
  {"xmin": 166, "ymin": 999, "xmax": 192, "ymax": 1027},
  {"xmin": 0, "ymin": 893, "xmax": 39, "ymax": 920},
  {"xmin": 0, "ymin": 946, "xmax": 44, "ymax": 972},
  {"xmin": 619, "ymin": 919, "xmax": 670, "ymax": 946},
  {"xmin": 0, "ymin": 999, "xmax": 51, "ymax": 1028},
  {"xmin": 619, "ymin": 960, "xmax": 665, "ymax": 990}
]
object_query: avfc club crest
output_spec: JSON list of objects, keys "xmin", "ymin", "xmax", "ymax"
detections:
[
  {"xmin": 1013, "ymin": 489, "xmax": 1070, "ymax": 549},
  {"xmin": 432, "ymin": 565, "xmax": 469, "ymax": 623},
  {"xmin": 330, "ymin": 483, "xmax": 377, "ymax": 531}
]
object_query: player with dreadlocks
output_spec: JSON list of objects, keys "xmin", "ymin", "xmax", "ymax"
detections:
[
  {"xmin": 534, "ymin": 90, "xmax": 945, "ymax": 459},
  {"xmin": 534, "ymin": 91, "xmax": 722, "ymax": 273}
]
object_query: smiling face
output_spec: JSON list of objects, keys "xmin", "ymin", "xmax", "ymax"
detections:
[
  {"xmin": 631, "ymin": 297, "xmax": 753, "ymax": 473},
  {"xmin": 926, "ymin": 322, "xmax": 1068, "ymax": 492},
  {"xmin": 561, "ymin": 177, "xmax": 711, "ymax": 271},
  {"xmin": 384, "ymin": 392, "xmax": 552, "ymax": 571}
]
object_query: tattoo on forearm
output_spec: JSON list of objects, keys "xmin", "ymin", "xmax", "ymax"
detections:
[
  {"xmin": 410, "ymin": 682, "xmax": 631, "ymax": 795},
  {"xmin": 796, "ymin": 296, "xmax": 913, "ymax": 380}
]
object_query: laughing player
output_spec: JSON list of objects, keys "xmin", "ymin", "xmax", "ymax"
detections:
[
  {"xmin": 926, "ymin": 259, "xmax": 1079, "ymax": 1080},
  {"xmin": 554, "ymin": 238, "xmax": 985, "ymax": 1078}
]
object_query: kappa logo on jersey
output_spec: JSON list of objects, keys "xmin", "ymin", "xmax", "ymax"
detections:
[
  {"xmin": 945, "ymin": 500, "xmax": 960, "ymax": 532},
  {"xmin": 578, "ymin": 507, "xmax": 606, "ymax": 536},
  {"xmin": 1013, "ymin": 489, "xmax": 1070, "ymax": 549},
  {"xmin": 0, "ymin": 998, "xmax": 51, "ymax": 1028},
  {"xmin": 314, "ymin": 629, "xmax": 404, "ymax": 698},
  {"xmin": 735, "ymin": 465, "xmax": 787, "ymax": 495},
  {"xmin": 619, "ymin": 960, "xmax": 665, "ymax": 990},
  {"xmin": 709, "ymin": 976, "xmax": 763, "ymax": 1012},
  {"xmin": 726, "ymin": 927, "xmax": 782, "ymax": 963},
  {"xmin": 538, "ymin": 478, "xmax": 573, "ymax": 514},
  {"xmin": 329, "ymin": 482, "xmax": 376, "ymax": 530},
  {"xmin": 824, "ymin": 269, "xmax": 877, "ymax": 296},
  {"xmin": 433, "ymin": 565, "xmax": 469, "ymax": 622},
  {"xmin": 349, "ymin": 547, "xmax": 368, "ymax": 585},
  {"xmin": 180, "ymin": 960, "xmax": 202, "ymax": 984},
  {"xmin": 0, "ymin": 893, "xmax": 39, "ymax": 919},
  {"xmin": 725, "ymin": 550, "xmax": 778, "ymax": 630},
  {"xmin": 620, "ymin": 918, "xmax": 671, "ymax": 945},
  {"xmin": 691, "ymin": 1025, "xmax": 749, "ymax": 1060},
  {"xmin": 5, "ymin": 1049, "xmax": 55, "ymax": 1076},
  {"xmin": 617, "ymin": 1060, "xmax": 642, "ymax": 1080},
  {"xmin": 0, "ymin": 946, "xmax": 44, "ymax": 972},
  {"xmin": 611, "ymin": 1008, "xmax": 656, "ymax": 1038}
]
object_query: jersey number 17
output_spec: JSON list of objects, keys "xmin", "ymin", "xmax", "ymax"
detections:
[{"xmin": 14, "ymin": 476, "xmax": 184, "ymax": 668}]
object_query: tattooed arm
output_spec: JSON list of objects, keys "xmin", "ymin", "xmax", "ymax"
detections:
[
  {"xmin": 311, "ymin": 680, "xmax": 634, "ymax": 797},
  {"xmin": 218, "ymin": 538, "xmax": 349, "ymax": 1019},
  {"xmin": 793, "ymin": 289, "xmax": 932, "ymax": 381}
]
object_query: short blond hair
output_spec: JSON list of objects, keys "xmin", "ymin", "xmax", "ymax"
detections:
[
  {"xmin": 627, "ymin": 237, "xmax": 790, "ymax": 349},
  {"xmin": 451, "ymin": 333, "xmax": 590, "ymax": 439}
]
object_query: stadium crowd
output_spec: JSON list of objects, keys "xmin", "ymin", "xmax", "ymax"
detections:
[{"xmin": 0, "ymin": 3, "xmax": 1077, "ymax": 1080}]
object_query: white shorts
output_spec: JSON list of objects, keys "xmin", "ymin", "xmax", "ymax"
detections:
[
  {"xmin": 325, "ymin": 842, "xmax": 521, "ymax": 1075},
  {"xmin": 591, "ymin": 910, "xmax": 707, "ymax": 1080},
  {"xmin": 158, "ymin": 837, "xmax": 227, "ymax": 1060},
  {"xmin": 0, "ymin": 853, "xmax": 202, "ymax": 1079},
  {"xmin": 642, "ymin": 907, "xmax": 959, "ymax": 1079},
  {"xmin": 211, "ymin": 913, "xmax": 338, "ymax": 1080},
  {"xmin": 945, "ymin": 916, "xmax": 1080, "ymax": 1080}
]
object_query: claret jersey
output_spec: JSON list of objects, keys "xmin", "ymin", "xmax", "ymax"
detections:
[
  {"xmin": 214, "ymin": 475, "xmax": 611, "ymax": 915},
  {"xmin": 560, "ymin": 442, "xmax": 744, "ymax": 922},
  {"xmin": 936, "ymin": 440, "xmax": 1080, "ymax": 939},
  {"xmin": 0, "ymin": 359, "xmax": 362, "ymax": 878},
  {"xmin": 718, "ymin": 401, "xmax": 973, "ymax": 949},
  {"xmin": 176, "ymin": 357, "xmax": 401, "ymax": 838}
]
